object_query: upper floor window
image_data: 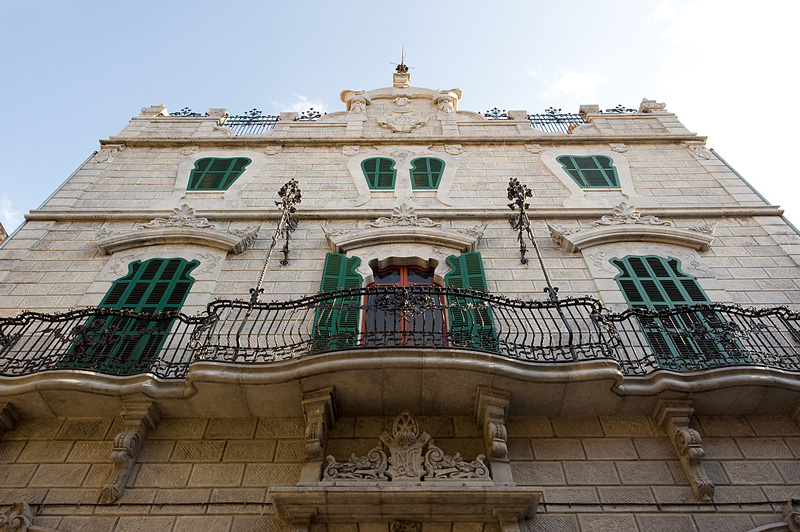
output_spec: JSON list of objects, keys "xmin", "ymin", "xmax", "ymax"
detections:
[
  {"xmin": 188, "ymin": 157, "xmax": 251, "ymax": 191},
  {"xmin": 362, "ymin": 158, "xmax": 397, "ymax": 190},
  {"xmin": 410, "ymin": 158, "xmax": 444, "ymax": 190},
  {"xmin": 557, "ymin": 155, "xmax": 619, "ymax": 188},
  {"xmin": 611, "ymin": 255, "xmax": 709, "ymax": 309}
]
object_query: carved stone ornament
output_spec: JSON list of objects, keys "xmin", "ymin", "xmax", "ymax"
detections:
[
  {"xmin": 299, "ymin": 388, "xmax": 336, "ymax": 484},
  {"xmin": 639, "ymin": 98, "xmax": 667, "ymax": 113},
  {"xmin": 444, "ymin": 144, "xmax": 463, "ymax": 155},
  {"xmin": 365, "ymin": 204, "xmax": 442, "ymax": 229},
  {"xmin": 476, "ymin": 388, "xmax": 513, "ymax": 483},
  {"xmin": 140, "ymin": 104, "xmax": 167, "ymax": 117},
  {"xmin": 323, "ymin": 411, "xmax": 489, "ymax": 482},
  {"xmin": 684, "ymin": 141, "xmax": 713, "ymax": 160},
  {"xmin": 548, "ymin": 203, "xmax": 714, "ymax": 253},
  {"xmin": 652, "ymin": 400, "xmax": 714, "ymax": 502},
  {"xmin": 689, "ymin": 223, "xmax": 717, "ymax": 235},
  {"xmin": 785, "ymin": 499, "xmax": 800, "ymax": 532},
  {"xmin": 524, "ymin": 144, "xmax": 543, "ymax": 154},
  {"xmin": 0, "ymin": 501, "xmax": 59, "ymax": 532},
  {"xmin": 264, "ymin": 146, "xmax": 283, "ymax": 155},
  {"xmin": 390, "ymin": 522, "xmax": 420, "ymax": 532},
  {"xmin": 349, "ymin": 94, "xmax": 370, "ymax": 113},
  {"xmin": 100, "ymin": 401, "xmax": 160, "ymax": 504},
  {"xmin": 394, "ymin": 96, "xmax": 411, "ymax": 107},
  {"xmin": 341, "ymin": 145, "xmax": 360, "ymax": 156},
  {"xmin": 378, "ymin": 114, "xmax": 427, "ymax": 133},
  {"xmin": 181, "ymin": 146, "xmax": 199, "ymax": 156},
  {"xmin": 609, "ymin": 143, "xmax": 628, "ymax": 153},
  {"xmin": 96, "ymin": 206, "xmax": 259, "ymax": 255},
  {"xmin": 593, "ymin": 202, "xmax": 674, "ymax": 227},
  {"xmin": 140, "ymin": 205, "xmax": 215, "ymax": 229},
  {"xmin": 93, "ymin": 145, "xmax": 125, "ymax": 163},
  {"xmin": 211, "ymin": 125, "xmax": 235, "ymax": 137}
]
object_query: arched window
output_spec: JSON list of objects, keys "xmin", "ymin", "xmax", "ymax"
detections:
[
  {"xmin": 188, "ymin": 157, "xmax": 251, "ymax": 190},
  {"xmin": 557, "ymin": 155, "xmax": 619, "ymax": 188},
  {"xmin": 611, "ymin": 255, "xmax": 709, "ymax": 309},
  {"xmin": 410, "ymin": 158, "xmax": 444, "ymax": 189},
  {"xmin": 68, "ymin": 258, "xmax": 198, "ymax": 374},
  {"xmin": 362, "ymin": 158, "xmax": 397, "ymax": 190}
]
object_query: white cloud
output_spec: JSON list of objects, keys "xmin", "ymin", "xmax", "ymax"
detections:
[
  {"xmin": 0, "ymin": 195, "xmax": 22, "ymax": 234},
  {"xmin": 542, "ymin": 71, "xmax": 607, "ymax": 101},
  {"xmin": 279, "ymin": 94, "xmax": 327, "ymax": 115}
]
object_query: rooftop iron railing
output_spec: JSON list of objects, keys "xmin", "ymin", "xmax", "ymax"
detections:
[{"xmin": 1, "ymin": 291, "xmax": 798, "ymax": 379}]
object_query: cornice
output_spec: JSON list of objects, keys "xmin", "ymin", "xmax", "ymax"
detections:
[
  {"xmin": 101, "ymin": 134, "xmax": 706, "ymax": 149},
  {"xmin": 26, "ymin": 205, "xmax": 784, "ymax": 222}
]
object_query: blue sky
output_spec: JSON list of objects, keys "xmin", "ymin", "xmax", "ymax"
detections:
[{"xmin": 1, "ymin": 0, "xmax": 797, "ymax": 231}]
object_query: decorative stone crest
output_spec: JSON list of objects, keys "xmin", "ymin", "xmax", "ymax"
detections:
[
  {"xmin": 140, "ymin": 205, "xmax": 216, "ymax": 230},
  {"xmin": 379, "ymin": 114, "xmax": 427, "ymax": 133},
  {"xmin": 264, "ymin": 146, "xmax": 282, "ymax": 156},
  {"xmin": 349, "ymin": 93, "xmax": 370, "ymax": 113},
  {"xmin": 684, "ymin": 141, "xmax": 712, "ymax": 160},
  {"xmin": 365, "ymin": 204, "xmax": 442, "ymax": 229},
  {"xmin": 0, "ymin": 501, "xmax": 59, "ymax": 532},
  {"xmin": 394, "ymin": 96, "xmax": 411, "ymax": 107},
  {"xmin": 609, "ymin": 143, "xmax": 628, "ymax": 153},
  {"xmin": 689, "ymin": 223, "xmax": 717, "ymax": 235},
  {"xmin": 652, "ymin": 400, "xmax": 714, "ymax": 502},
  {"xmin": 639, "ymin": 98, "xmax": 667, "ymax": 113},
  {"xmin": 324, "ymin": 411, "xmax": 489, "ymax": 482},
  {"xmin": 341, "ymin": 146, "xmax": 360, "ymax": 156},
  {"xmin": 139, "ymin": 104, "xmax": 167, "ymax": 117},
  {"xmin": 180, "ymin": 146, "xmax": 199, "ymax": 156},
  {"xmin": 524, "ymin": 144, "xmax": 543, "ymax": 154},
  {"xmin": 390, "ymin": 522, "xmax": 420, "ymax": 532},
  {"xmin": 100, "ymin": 401, "xmax": 160, "ymax": 504},
  {"xmin": 93, "ymin": 145, "xmax": 125, "ymax": 163},
  {"xmin": 444, "ymin": 144, "xmax": 463, "ymax": 156},
  {"xmin": 593, "ymin": 202, "xmax": 674, "ymax": 227}
]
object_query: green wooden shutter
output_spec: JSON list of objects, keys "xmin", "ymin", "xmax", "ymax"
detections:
[
  {"xmin": 557, "ymin": 155, "xmax": 619, "ymax": 188},
  {"xmin": 362, "ymin": 158, "xmax": 396, "ymax": 190},
  {"xmin": 312, "ymin": 253, "xmax": 363, "ymax": 352},
  {"xmin": 611, "ymin": 255, "xmax": 740, "ymax": 368},
  {"xmin": 188, "ymin": 157, "xmax": 251, "ymax": 190},
  {"xmin": 410, "ymin": 158, "xmax": 444, "ymax": 189},
  {"xmin": 444, "ymin": 252, "xmax": 497, "ymax": 351},
  {"xmin": 68, "ymin": 258, "xmax": 198, "ymax": 375}
]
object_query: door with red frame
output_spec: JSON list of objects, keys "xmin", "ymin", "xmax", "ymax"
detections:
[{"xmin": 363, "ymin": 266, "xmax": 446, "ymax": 347}]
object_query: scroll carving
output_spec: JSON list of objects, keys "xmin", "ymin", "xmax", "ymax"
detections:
[
  {"xmin": 299, "ymin": 387, "xmax": 336, "ymax": 484},
  {"xmin": 784, "ymin": 498, "xmax": 800, "ymax": 532},
  {"xmin": 0, "ymin": 501, "xmax": 59, "ymax": 532},
  {"xmin": 323, "ymin": 411, "xmax": 489, "ymax": 482},
  {"xmin": 100, "ymin": 401, "xmax": 160, "ymax": 504},
  {"xmin": 652, "ymin": 400, "xmax": 714, "ymax": 502},
  {"xmin": 476, "ymin": 387, "xmax": 513, "ymax": 483}
]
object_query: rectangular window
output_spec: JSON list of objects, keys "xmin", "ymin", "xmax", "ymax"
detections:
[
  {"xmin": 188, "ymin": 157, "xmax": 251, "ymax": 190},
  {"xmin": 558, "ymin": 155, "xmax": 619, "ymax": 188}
]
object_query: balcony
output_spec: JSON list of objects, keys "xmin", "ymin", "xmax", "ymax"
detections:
[{"xmin": 1, "ymin": 288, "xmax": 798, "ymax": 381}]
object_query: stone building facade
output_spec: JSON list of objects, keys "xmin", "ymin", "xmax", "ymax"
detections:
[{"xmin": 1, "ymin": 68, "xmax": 800, "ymax": 531}]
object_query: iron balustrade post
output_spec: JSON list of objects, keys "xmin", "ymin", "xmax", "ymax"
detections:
[{"xmin": 507, "ymin": 178, "xmax": 577, "ymax": 360}]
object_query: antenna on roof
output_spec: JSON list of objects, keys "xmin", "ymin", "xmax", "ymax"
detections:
[{"xmin": 391, "ymin": 45, "xmax": 411, "ymax": 73}]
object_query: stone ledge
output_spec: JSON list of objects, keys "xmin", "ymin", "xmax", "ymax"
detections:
[
  {"xmin": 95, "ymin": 226, "xmax": 257, "ymax": 255},
  {"xmin": 550, "ymin": 224, "xmax": 715, "ymax": 252},
  {"xmin": 269, "ymin": 484, "xmax": 540, "ymax": 523}
]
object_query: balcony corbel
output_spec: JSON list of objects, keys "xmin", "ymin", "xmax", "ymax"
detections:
[
  {"xmin": 299, "ymin": 387, "xmax": 336, "ymax": 484},
  {"xmin": 99, "ymin": 401, "xmax": 161, "ymax": 504},
  {"xmin": 652, "ymin": 399, "xmax": 714, "ymax": 502},
  {"xmin": 476, "ymin": 387, "xmax": 513, "ymax": 484}
]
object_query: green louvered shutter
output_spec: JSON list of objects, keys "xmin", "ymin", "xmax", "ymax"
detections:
[
  {"xmin": 362, "ymin": 158, "xmax": 397, "ymax": 190},
  {"xmin": 410, "ymin": 158, "xmax": 444, "ymax": 189},
  {"xmin": 312, "ymin": 253, "xmax": 363, "ymax": 352},
  {"xmin": 444, "ymin": 252, "xmax": 497, "ymax": 351},
  {"xmin": 611, "ymin": 255, "xmax": 740, "ymax": 368},
  {"xmin": 68, "ymin": 258, "xmax": 198, "ymax": 374}
]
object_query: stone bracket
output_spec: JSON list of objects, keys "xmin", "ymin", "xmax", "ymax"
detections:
[
  {"xmin": 0, "ymin": 500, "xmax": 60, "ymax": 532},
  {"xmin": 299, "ymin": 387, "xmax": 336, "ymax": 484},
  {"xmin": 99, "ymin": 401, "xmax": 161, "ymax": 504},
  {"xmin": 0, "ymin": 402, "xmax": 18, "ymax": 438},
  {"xmin": 476, "ymin": 387, "xmax": 512, "ymax": 484},
  {"xmin": 652, "ymin": 399, "xmax": 714, "ymax": 502}
]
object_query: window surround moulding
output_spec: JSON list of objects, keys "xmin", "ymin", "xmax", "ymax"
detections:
[
  {"xmin": 539, "ymin": 147, "xmax": 650, "ymax": 208},
  {"xmin": 156, "ymin": 149, "xmax": 269, "ymax": 209},
  {"xmin": 328, "ymin": 147, "xmax": 459, "ymax": 208}
]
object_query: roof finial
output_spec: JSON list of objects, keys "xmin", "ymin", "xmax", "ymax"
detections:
[{"xmin": 395, "ymin": 45, "xmax": 409, "ymax": 74}]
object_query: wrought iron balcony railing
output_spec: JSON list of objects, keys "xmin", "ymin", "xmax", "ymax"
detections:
[{"xmin": 0, "ymin": 289, "xmax": 798, "ymax": 380}]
